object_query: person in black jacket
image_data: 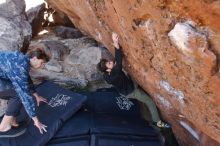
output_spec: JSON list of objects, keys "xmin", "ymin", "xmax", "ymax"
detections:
[{"xmin": 97, "ymin": 32, "xmax": 170, "ymax": 128}]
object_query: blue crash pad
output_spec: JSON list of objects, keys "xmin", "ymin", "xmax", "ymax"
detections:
[
  {"xmin": 53, "ymin": 110, "xmax": 92, "ymax": 139},
  {"xmin": 91, "ymin": 134, "xmax": 162, "ymax": 146},
  {"xmin": 49, "ymin": 90, "xmax": 161, "ymax": 146},
  {"xmin": 0, "ymin": 81, "xmax": 87, "ymax": 146},
  {"xmin": 52, "ymin": 90, "xmax": 144, "ymax": 139},
  {"xmin": 83, "ymin": 91, "xmax": 141, "ymax": 117},
  {"xmin": 48, "ymin": 135, "xmax": 90, "ymax": 146},
  {"xmin": 91, "ymin": 113, "xmax": 157, "ymax": 136},
  {"xmin": 52, "ymin": 111, "xmax": 158, "ymax": 139}
]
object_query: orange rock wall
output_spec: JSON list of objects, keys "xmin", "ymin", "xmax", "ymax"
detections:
[{"xmin": 46, "ymin": 0, "xmax": 220, "ymax": 145}]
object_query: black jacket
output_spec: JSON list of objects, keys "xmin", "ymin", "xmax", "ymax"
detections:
[{"xmin": 103, "ymin": 47, "xmax": 134, "ymax": 95}]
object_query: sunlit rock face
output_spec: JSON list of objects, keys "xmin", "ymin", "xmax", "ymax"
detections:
[{"xmin": 46, "ymin": 0, "xmax": 220, "ymax": 145}]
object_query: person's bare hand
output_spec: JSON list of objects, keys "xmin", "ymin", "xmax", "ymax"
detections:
[
  {"xmin": 112, "ymin": 32, "xmax": 119, "ymax": 49},
  {"xmin": 33, "ymin": 93, "xmax": 48, "ymax": 106},
  {"xmin": 36, "ymin": 96, "xmax": 48, "ymax": 106},
  {"xmin": 32, "ymin": 117, "xmax": 47, "ymax": 134}
]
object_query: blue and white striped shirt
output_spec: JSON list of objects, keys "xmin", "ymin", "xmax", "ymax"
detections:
[{"xmin": 0, "ymin": 50, "xmax": 36, "ymax": 118}]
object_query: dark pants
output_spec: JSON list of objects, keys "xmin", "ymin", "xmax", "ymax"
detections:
[{"xmin": 0, "ymin": 78, "xmax": 22, "ymax": 117}]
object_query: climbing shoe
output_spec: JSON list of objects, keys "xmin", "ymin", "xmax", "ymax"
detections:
[{"xmin": 155, "ymin": 120, "xmax": 171, "ymax": 129}]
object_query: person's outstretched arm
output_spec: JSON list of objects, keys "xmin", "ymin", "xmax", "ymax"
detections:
[
  {"xmin": 112, "ymin": 32, "xmax": 122, "ymax": 70},
  {"xmin": 8, "ymin": 62, "xmax": 47, "ymax": 134}
]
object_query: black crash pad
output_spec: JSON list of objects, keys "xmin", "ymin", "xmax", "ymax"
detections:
[
  {"xmin": 0, "ymin": 81, "xmax": 87, "ymax": 146},
  {"xmin": 90, "ymin": 134, "xmax": 162, "ymax": 146},
  {"xmin": 83, "ymin": 91, "xmax": 141, "ymax": 117},
  {"xmin": 48, "ymin": 90, "xmax": 162, "ymax": 146}
]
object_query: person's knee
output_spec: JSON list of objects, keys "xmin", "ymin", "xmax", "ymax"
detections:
[
  {"xmin": 5, "ymin": 97, "xmax": 22, "ymax": 117},
  {"xmin": 5, "ymin": 108, "xmax": 21, "ymax": 117},
  {"xmin": 5, "ymin": 112, "xmax": 16, "ymax": 117}
]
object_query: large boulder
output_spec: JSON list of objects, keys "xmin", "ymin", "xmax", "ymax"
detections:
[
  {"xmin": 27, "ymin": 3, "xmax": 46, "ymax": 37},
  {"xmin": 45, "ymin": 0, "xmax": 220, "ymax": 145},
  {"xmin": 27, "ymin": 3, "xmax": 75, "ymax": 38},
  {"xmin": 0, "ymin": 0, "xmax": 32, "ymax": 52},
  {"xmin": 54, "ymin": 26, "xmax": 83, "ymax": 39}
]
